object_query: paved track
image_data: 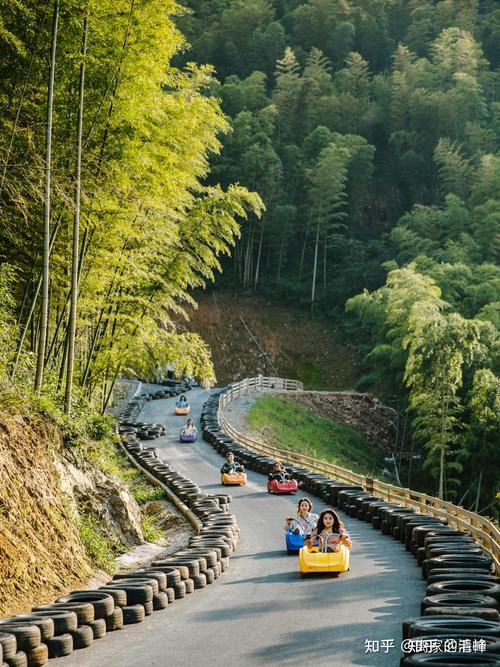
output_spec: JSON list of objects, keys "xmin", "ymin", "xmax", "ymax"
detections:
[{"xmin": 54, "ymin": 386, "xmax": 425, "ymax": 667}]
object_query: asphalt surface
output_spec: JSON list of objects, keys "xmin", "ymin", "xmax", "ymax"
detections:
[{"xmin": 54, "ymin": 386, "xmax": 425, "ymax": 667}]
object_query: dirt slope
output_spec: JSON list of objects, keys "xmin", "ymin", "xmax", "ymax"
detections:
[
  {"xmin": 0, "ymin": 412, "xmax": 93, "ymax": 615},
  {"xmin": 179, "ymin": 290, "xmax": 361, "ymax": 389}
]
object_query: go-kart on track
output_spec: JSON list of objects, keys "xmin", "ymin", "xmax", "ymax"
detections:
[{"xmin": 54, "ymin": 385, "xmax": 425, "ymax": 667}]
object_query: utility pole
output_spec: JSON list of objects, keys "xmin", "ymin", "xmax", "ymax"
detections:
[{"xmin": 239, "ymin": 316, "xmax": 278, "ymax": 376}]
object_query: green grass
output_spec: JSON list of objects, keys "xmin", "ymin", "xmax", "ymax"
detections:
[
  {"xmin": 247, "ymin": 395, "xmax": 384, "ymax": 478},
  {"xmin": 77, "ymin": 505, "xmax": 122, "ymax": 571},
  {"xmin": 292, "ymin": 359, "xmax": 324, "ymax": 389}
]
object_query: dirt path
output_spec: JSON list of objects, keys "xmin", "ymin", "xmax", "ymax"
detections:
[{"xmin": 222, "ymin": 393, "xmax": 259, "ymax": 435}]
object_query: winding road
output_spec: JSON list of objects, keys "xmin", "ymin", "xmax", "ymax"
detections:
[{"xmin": 54, "ymin": 386, "xmax": 425, "ymax": 667}]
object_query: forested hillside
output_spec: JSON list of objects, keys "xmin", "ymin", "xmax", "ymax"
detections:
[
  {"xmin": 176, "ymin": 0, "xmax": 499, "ymax": 512},
  {"xmin": 0, "ymin": 2, "xmax": 498, "ymax": 515}
]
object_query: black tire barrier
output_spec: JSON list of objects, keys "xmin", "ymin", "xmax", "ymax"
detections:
[
  {"xmin": 153, "ymin": 562, "xmax": 190, "ymax": 580},
  {"xmin": 365, "ymin": 502, "xmax": 392, "ymax": 523},
  {"xmin": 97, "ymin": 588, "xmax": 127, "ymax": 608},
  {"xmin": 45, "ymin": 633, "xmax": 73, "ymax": 658},
  {"xmin": 188, "ymin": 544, "xmax": 222, "ymax": 560},
  {"xmin": 486, "ymin": 640, "xmax": 500, "ymax": 653},
  {"xmin": 405, "ymin": 520, "xmax": 448, "ymax": 550},
  {"xmin": 190, "ymin": 539, "xmax": 232, "ymax": 558},
  {"xmin": 204, "ymin": 568, "xmax": 216, "ymax": 584},
  {"xmin": 89, "ymin": 618, "xmax": 106, "ymax": 640},
  {"xmin": 158, "ymin": 560, "xmax": 200, "ymax": 577},
  {"xmin": 426, "ymin": 581, "xmax": 500, "ymax": 602},
  {"xmin": 400, "ymin": 652, "xmax": 500, "ymax": 665},
  {"xmin": 122, "ymin": 605, "xmax": 145, "ymax": 625},
  {"xmin": 25, "ymin": 643, "xmax": 49, "ymax": 667},
  {"xmin": 30, "ymin": 610, "xmax": 78, "ymax": 635},
  {"xmin": 423, "ymin": 555, "xmax": 494, "ymax": 579},
  {"xmin": 106, "ymin": 581, "xmax": 154, "ymax": 604},
  {"xmin": 5, "ymin": 650, "xmax": 28, "ymax": 667},
  {"xmin": 152, "ymin": 592, "xmax": 169, "ymax": 610},
  {"xmin": 426, "ymin": 546, "xmax": 485, "ymax": 561},
  {"xmin": 144, "ymin": 566, "xmax": 181, "ymax": 587},
  {"xmin": 172, "ymin": 582, "xmax": 186, "ymax": 599},
  {"xmin": 426, "ymin": 574, "xmax": 500, "ymax": 587},
  {"xmin": 69, "ymin": 625, "xmax": 94, "ymax": 650},
  {"xmin": 0, "ymin": 633, "xmax": 17, "ymax": 661},
  {"xmin": 112, "ymin": 571, "xmax": 167, "ymax": 592},
  {"xmin": 105, "ymin": 608, "xmax": 124, "ymax": 631},
  {"xmin": 423, "ymin": 607, "xmax": 499, "ymax": 622},
  {"xmin": 191, "ymin": 574, "xmax": 207, "ymax": 589},
  {"xmin": 3, "ymin": 617, "xmax": 53, "ymax": 642},
  {"xmin": 178, "ymin": 550, "xmax": 218, "ymax": 568},
  {"xmin": 58, "ymin": 592, "xmax": 115, "ymax": 620},
  {"xmin": 404, "ymin": 616, "xmax": 500, "ymax": 640},
  {"xmin": 32, "ymin": 603, "xmax": 94, "ymax": 626},
  {"xmin": 421, "ymin": 593, "xmax": 498, "ymax": 614},
  {"xmin": 143, "ymin": 601, "xmax": 154, "ymax": 616},
  {"xmin": 0, "ymin": 625, "xmax": 40, "ymax": 652},
  {"xmin": 424, "ymin": 534, "xmax": 475, "ymax": 547}
]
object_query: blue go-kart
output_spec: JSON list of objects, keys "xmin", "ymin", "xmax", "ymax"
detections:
[{"xmin": 286, "ymin": 518, "xmax": 306, "ymax": 554}]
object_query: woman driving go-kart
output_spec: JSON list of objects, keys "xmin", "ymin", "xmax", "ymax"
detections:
[
  {"xmin": 175, "ymin": 394, "xmax": 190, "ymax": 415},
  {"xmin": 299, "ymin": 508, "xmax": 352, "ymax": 575},
  {"xmin": 307, "ymin": 508, "xmax": 352, "ymax": 551}
]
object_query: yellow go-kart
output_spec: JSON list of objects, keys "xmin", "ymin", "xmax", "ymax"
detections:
[
  {"xmin": 220, "ymin": 471, "xmax": 247, "ymax": 486},
  {"xmin": 299, "ymin": 534, "xmax": 350, "ymax": 576}
]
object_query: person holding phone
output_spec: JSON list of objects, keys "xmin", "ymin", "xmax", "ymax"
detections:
[{"xmin": 307, "ymin": 508, "xmax": 352, "ymax": 552}]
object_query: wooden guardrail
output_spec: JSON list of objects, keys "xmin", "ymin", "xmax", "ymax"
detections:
[{"xmin": 218, "ymin": 376, "xmax": 500, "ymax": 575}]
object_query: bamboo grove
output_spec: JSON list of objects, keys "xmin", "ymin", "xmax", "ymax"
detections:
[
  {"xmin": 176, "ymin": 0, "xmax": 499, "ymax": 511},
  {"xmin": 0, "ymin": 0, "xmax": 263, "ymax": 412}
]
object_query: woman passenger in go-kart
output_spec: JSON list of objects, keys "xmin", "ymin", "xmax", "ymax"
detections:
[
  {"xmin": 220, "ymin": 452, "xmax": 244, "ymax": 475},
  {"xmin": 181, "ymin": 418, "xmax": 197, "ymax": 436},
  {"xmin": 284, "ymin": 497, "xmax": 319, "ymax": 535},
  {"xmin": 176, "ymin": 394, "xmax": 188, "ymax": 408},
  {"xmin": 307, "ymin": 509, "xmax": 352, "ymax": 552},
  {"xmin": 268, "ymin": 461, "xmax": 290, "ymax": 483}
]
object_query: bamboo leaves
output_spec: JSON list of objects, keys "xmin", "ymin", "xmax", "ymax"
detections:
[{"xmin": 0, "ymin": 0, "xmax": 261, "ymax": 407}]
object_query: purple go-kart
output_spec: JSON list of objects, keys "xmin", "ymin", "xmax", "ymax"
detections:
[{"xmin": 179, "ymin": 430, "xmax": 197, "ymax": 443}]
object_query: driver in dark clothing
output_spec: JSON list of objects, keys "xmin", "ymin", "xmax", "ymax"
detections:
[{"xmin": 220, "ymin": 451, "xmax": 244, "ymax": 475}]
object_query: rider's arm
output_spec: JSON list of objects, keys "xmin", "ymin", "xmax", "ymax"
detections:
[
  {"xmin": 340, "ymin": 529, "xmax": 352, "ymax": 548},
  {"xmin": 306, "ymin": 530, "xmax": 318, "ymax": 547}
]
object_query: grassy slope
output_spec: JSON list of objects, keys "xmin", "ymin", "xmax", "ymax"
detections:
[{"xmin": 247, "ymin": 395, "xmax": 385, "ymax": 478}]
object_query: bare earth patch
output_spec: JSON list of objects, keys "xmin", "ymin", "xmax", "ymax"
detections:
[{"xmin": 178, "ymin": 290, "xmax": 361, "ymax": 389}]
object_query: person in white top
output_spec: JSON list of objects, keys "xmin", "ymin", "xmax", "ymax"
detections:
[{"xmin": 284, "ymin": 497, "xmax": 319, "ymax": 534}]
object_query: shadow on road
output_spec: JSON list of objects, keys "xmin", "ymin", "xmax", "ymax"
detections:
[{"xmin": 248, "ymin": 620, "xmax": 403, "ymax": 666}]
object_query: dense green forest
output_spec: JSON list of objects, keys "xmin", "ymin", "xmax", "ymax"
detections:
[
  {"xmin": 0, "ymin": 1, "xmax": 498, "ymax": 512},
  {"xmin": 176, "ymin": 0, "xmax": 499, "ymax": 511}
]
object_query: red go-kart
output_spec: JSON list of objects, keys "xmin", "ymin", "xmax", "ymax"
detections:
[{"xmin": 267, "ymin": 477, "xmax": 298, "ymax": 494}]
